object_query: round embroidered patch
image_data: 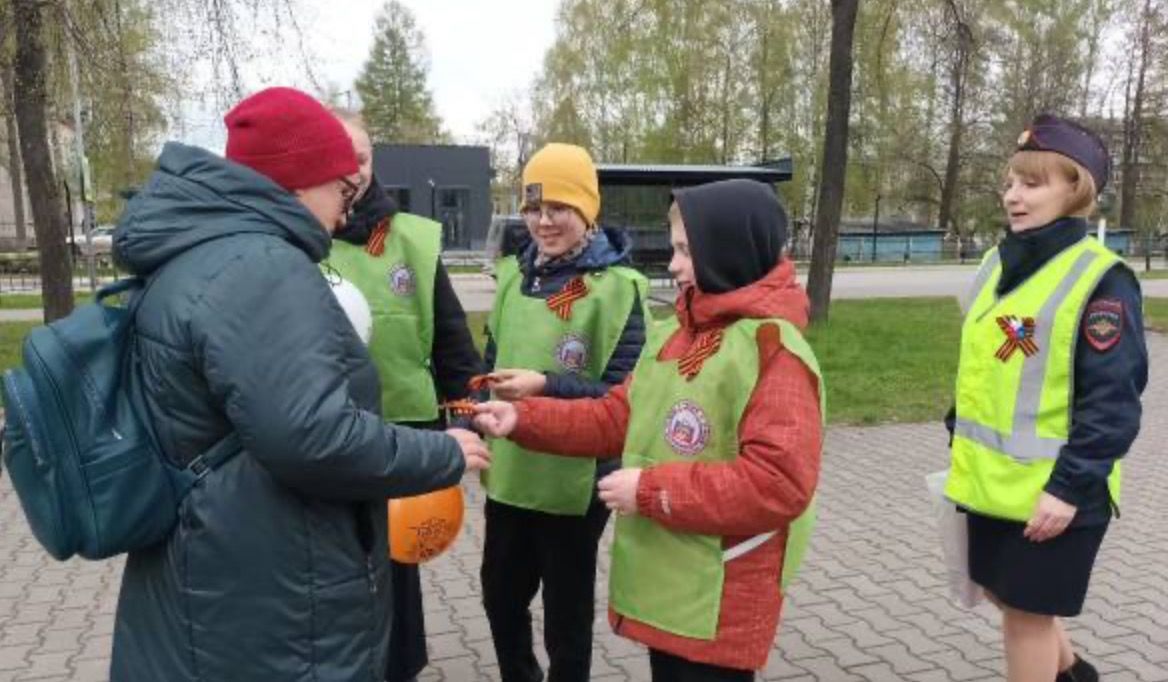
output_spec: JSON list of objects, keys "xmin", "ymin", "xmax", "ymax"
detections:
[
  {"xmin": 553, "ymin": 333, "xmax": 589, "ymax": 372},
  {"xmin": 388, "ymin": 263, "xmax": 417, "ymax": 296},
  {"xmin": 664, "ymin": 400, "xmax": 711, "ymax": 457},
  {"xmin": 1083, "ymin": 297, "xmax": 1123, "ymax": 352}
]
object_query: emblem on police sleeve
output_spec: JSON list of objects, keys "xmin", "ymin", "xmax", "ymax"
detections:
[
  {"xmin": 388, "ymin": 263, "xmax": 417, "ymax": 296},
  {"xmin": 1083, "ymin": 298, "xmax": 1123, "ymax": 352},
  {"xmin": 554, "ymin": 333, "xmax": 588, "ymax": 372},
  {"xmin": 664, "ymin": 400, "xmax": 711, "ymax": 457}
]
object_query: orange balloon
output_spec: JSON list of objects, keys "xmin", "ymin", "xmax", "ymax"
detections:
[{"xmin": 387, "ymin": 486, "xmax": 465, "ymax": 564}]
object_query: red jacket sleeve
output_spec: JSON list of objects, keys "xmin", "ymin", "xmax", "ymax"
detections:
[
  {"xmin": 634, "ymin": 324, "xmax": 822, "ymax": 536},
  {"xmin": 509, "ymin": 380, "xmax": 631, "ymax": 458}
]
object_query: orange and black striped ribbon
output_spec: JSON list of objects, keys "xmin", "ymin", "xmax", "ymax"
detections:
[
  {"xmin": 994, "ymin": 315, "xmax": 1038, "ymax": 361},
  {"xmin": 546, "ymin": 276, "xmax": 589, "ymax": 321},
  {"xmin": 678, "ymin": 328, "xmax": 725, "ymax": 381},
  {"xmin": 365, "ymin": 218, "xmax": 392, "ymax": 256}
]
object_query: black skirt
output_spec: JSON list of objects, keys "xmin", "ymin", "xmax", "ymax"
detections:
[{"xmin": 967, "ymin": 512, "xmax": 1108, "ymax": 616}]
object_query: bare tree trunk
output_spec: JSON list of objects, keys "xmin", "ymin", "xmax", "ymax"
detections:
[
  {"xmin": 938, "ymin": 2, "xmax": 973, "ymax": 240},
  {"xmin": 1, "ymin": 62, "xmax": 29, "ymax": 249},
  {"xmin": 1119, "ymin": 0, "xmax": 1152, "ymax": 233},
  {"xmin": 806, "ymin": 0, "xmax": 859, "ymax": 323},
  {"xmin": 13, "ymin": 0, "xmax": 74, "ymax": 321}
]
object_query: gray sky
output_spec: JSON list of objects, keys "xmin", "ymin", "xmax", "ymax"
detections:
[{"xmin": 180, "ymin": 0, "xmax": 556, "ymax": 151}]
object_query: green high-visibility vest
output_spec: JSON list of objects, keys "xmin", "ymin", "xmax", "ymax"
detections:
[
  {"xmin": 946, "ymin": 237, "xmax": 1126, "ymax": 521},
  {"xmin": 326, "ymin": 213, "xmax": 441, "ymax": 422},
  {"xmin": 609, "ymin": 316, "xmax": 824, "ymax": 640},
  {"xmin": 483, "ymin": 256, "xmax": 649, "ymax": 516}
]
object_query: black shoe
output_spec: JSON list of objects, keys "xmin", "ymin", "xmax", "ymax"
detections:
[{"xmin": 1055, "ymin": 656, "xmax": 1098, "ymax": 682}]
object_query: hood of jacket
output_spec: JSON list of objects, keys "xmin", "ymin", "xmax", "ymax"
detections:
[
  {"xmin": 113, "ymin": 142, "xmax": 332, "ymax": 275},
  {"xmin": 518, "ymin": 225, "xmax": 633, "ymax": 278},
  {"xmin": 676, "ymin": 259, "xmax": 809, "ymax": 332},
  {"xmin": 672, "ymin": 179, "xmax": 788, "ymax": 294}
]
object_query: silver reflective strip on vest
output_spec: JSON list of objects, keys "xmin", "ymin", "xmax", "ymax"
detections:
[
  {"xmin": 722, "ymin": 531, "xmax": 776, "ymax": 563},
  {"xmin": 957, "ymin": 249, "xmax": 1100, "ymax": 463},
  {"xmin": 960, "ymin": 250, "xmax": 1001, "ymax": 315},
  {"xmin": 953, "ymin": 419, "xmax": 1065, "ymax": 461}
]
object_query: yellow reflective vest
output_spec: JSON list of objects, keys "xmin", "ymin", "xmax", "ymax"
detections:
[{"xmin": 945, "ymin": 237, "xmax": 1126, "ymax": 521}]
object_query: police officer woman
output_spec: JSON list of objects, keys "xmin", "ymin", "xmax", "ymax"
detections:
[{"xmin": 945, "ymin": 114, "xmax": 1148, "ymax": 682}]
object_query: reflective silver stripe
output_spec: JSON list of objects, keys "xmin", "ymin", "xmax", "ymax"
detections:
[
  {"xmin": 1012, "ymin": 250, "xmax": 1098, "ymax": 442},
  {"xmin": 953, "ymin": 418, "xmax": 1064, "ymax": 461},
  {"xmin": 961, "ymin": 250, "xmax": 1001, "ymax": 314},
  {"xmin": 957, "ymin": 249, "xmax": 1100, "ymax": 463},
  {"xmin": 722, "ymin": 531, "xmax": 776, "ymax": 563}
]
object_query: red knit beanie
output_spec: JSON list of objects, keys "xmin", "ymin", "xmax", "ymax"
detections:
[{"xmin": 224, "ymin": 87, "xmax": 358, "ymax": 191}]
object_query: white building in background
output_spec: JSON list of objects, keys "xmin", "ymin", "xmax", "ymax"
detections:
[
  {"xmin": 0, "ymin": 162, "xmax": 30, "ymax": 249},
  {"xmin": 1, "ymin": 120, "xmax": 87, "ymax": 251}
]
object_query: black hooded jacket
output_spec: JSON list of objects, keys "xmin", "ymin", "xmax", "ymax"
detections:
[{"xmin": 672, "ymin": 178, "xmax": 788, "ymax": 294}]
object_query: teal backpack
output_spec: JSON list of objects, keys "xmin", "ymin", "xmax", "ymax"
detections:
[{"xmin": 0, "ymin": 279, "xmax": 239, "ymax": 560}]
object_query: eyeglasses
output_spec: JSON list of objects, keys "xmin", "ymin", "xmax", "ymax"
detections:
[
  {"xmin": 339, "ymin": 176, "xmax": 361, "ymax": 214},
  {"xmin": 521, "ymin": 203, "xmax": 575, "ymax": 223}
]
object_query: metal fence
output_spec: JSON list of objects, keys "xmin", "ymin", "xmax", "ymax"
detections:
[{"xmin": 0, "ymin": 251, "xmax": 119, "ymax": 294}]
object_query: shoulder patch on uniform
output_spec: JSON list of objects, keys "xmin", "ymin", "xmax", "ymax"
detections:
[{"xmin": 1083, "ymin": 298, "xmax": 1123, "ymax": 352}]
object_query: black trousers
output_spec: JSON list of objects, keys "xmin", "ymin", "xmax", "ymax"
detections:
[
  {"xmin": 481, "ymin": 498, "xmax": 610, "ymax": 682},
  {"xmin": 649, "ymin": 650, "xmax": 754, "ymax": 682},
  {"xmin": 386, "ymin": 559, "xmax": 427, "ymax": 682}
]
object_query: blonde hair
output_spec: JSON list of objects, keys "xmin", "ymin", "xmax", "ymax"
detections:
[{"xmin": 1005, "ymin": 151, "xmax": 1098, "ymax": 216}]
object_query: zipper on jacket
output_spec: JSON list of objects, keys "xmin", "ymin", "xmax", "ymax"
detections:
[{"xmin": 367, "ymin": 555, "xmax": 377, "ymax": 595}]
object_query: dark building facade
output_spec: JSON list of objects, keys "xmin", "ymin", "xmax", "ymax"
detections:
[
  {"xmin": 596, "ymin": 160, "xmax": 793, "ymax": 273},
  {"xmin": 371, "ymin": 144, "xmax": 493, "ymax": 251}
]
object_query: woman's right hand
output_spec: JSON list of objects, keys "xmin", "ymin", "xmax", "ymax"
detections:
[{"xmin": 473, "ymin": 401, "xmax": 518, "ymax": 438}]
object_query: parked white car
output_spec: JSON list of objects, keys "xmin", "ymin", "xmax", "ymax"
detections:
[{"xmin": 76, "ymin": 226, "xmax": 114, "ymax": 256}]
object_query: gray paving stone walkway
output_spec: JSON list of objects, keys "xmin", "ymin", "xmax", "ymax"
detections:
[{"xmin": 1, "ymin": 333, "xmax": 1164, "ymax": 681}]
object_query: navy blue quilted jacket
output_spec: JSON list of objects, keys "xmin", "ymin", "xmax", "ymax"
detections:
[{"xmin": 108, "ymin": 143, "xmax": 464, "ymax": 681}]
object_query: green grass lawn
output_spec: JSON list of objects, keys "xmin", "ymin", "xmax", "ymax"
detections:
[
  {"xmin": 2, "ymin": 295, "xmax": 1160, "ymax": 420},
  {"xmin": 445, "ymin": 264, "xmax": 487, "ymax": 275},
  {"xmin": 0, "ymin": 321, "xmax": 37, "ymax": 406},
  {"xmin": 1145, "ymin": 298, "xmax": 1168, "ymax": 332},
  {"xmin": 1138, "ymin": 269, "xmax": 1168, "ymax": 280},
  {"xmin": 806, "ymin": 298, "xmax": 961, "ymax": 425},
  {"xmin": 467, "ymin": 298, "xmax": 963, "ymax": 426},
  {"xmin": 0, "ymin": 292, "xmax": 96, "ymax": 310}
]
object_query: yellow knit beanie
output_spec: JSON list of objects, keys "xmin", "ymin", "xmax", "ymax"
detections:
[{"xmin": 521, "ymin": 143, "xmax": 600, "ymax": 225}]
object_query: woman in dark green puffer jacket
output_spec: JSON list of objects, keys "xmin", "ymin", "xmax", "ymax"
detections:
[{"xmin": 109, "ymin": 88, "xmax": 486, "ymax": 682}]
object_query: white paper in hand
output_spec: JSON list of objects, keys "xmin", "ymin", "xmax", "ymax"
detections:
[{"xmin": 925, "ymin": 469, "xmax": 984, "ymax": 608}]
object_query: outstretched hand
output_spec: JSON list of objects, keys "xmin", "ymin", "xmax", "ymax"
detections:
[
  {"xmin": 473, "ymin": 401, "xmax": 519, "ymax": 438},
  {"xmin": 446, "ymin": 428, "xmax": 491, "ymax": 472},
  {"xmin": 489, "ymin": 369, "xmax": 547, "ymax": 401}
]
